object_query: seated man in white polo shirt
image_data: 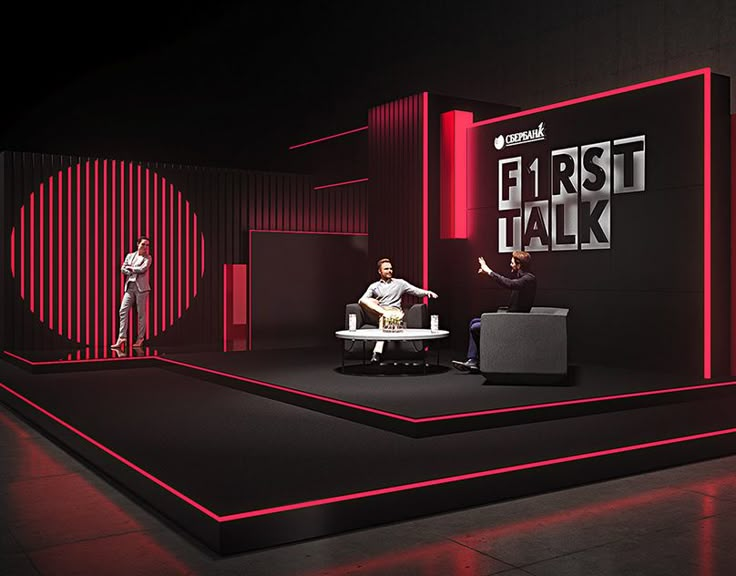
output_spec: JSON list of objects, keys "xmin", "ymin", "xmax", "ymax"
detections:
[{"xmin": 359, "ymin": 258, "xmax": 438, "ymax": 363}]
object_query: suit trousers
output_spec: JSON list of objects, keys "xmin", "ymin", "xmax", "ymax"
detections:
[{"xmin": 119, "ymin": 281, "xmax": 149, "ymax": 340}]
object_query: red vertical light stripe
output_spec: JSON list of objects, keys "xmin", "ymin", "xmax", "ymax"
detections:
[
  {"xmin": 10, "ymin": 227, "xmax": 15, "ymax": 278},
  {"xmin": 128, "ymin": 163, "xmax": 133, "ymax": 343},
  {"xmin": 77, "ymin": 164, "xmax": 81, "ymax": 343},
  {"xmin": 161, "ymin": 177, "xmax": 166, "ymax": 335},
  {"xmin": 103, "ymin": 160, "xmax": 108, "ymax": 350},
  {"xmin": 137, "ymin": 165, "xmax": 142, "ymax": 236},
  {"xmin": 30, "ymin": 193, "xmax": 34, "ymax": 312},
  {"xmin": 94, "ymin": 160, "xmax": 100, "ymax": 351},
  {"xmin": 154, "ymin": 175, "xmax": 158, "ymax": 337},
  {"xmin": 178, "ymin": 190, "xmax": 182, "ymax": 319},
  {"xmin": 223, "ymin": 265, "xmax": 229, "ymax": 352},
  {"xmin": 193, "ymin": 213, "xmax": 198, "ymax": 297},
  {"xmin": 40, "ymin": 183, "xmax": 45, "ymax": 323},
  {"xmin": 112, "ymin": 161, "xmax": 117, "ymax": 344},
  {"xmin": 49, "ymin": 177, "xmax": 54, "ymax": 331},
  {"xmin": 703, "ymin": 69, "xmax": 712, "ymax": 380},
  {"xmin": 169, "ymin": 183, "xmax": 174, "ymax": 327},
  {"xmin": 85, "ymin": 161, "xmax": 90, "ymax": 345},
  {"xmin": 422, "ymin": 91, "xmax": 429, "ymax": 298},
  {"xmin": 58, "ymin": 171, "xmax": 63, "ymax": 335},
  {"xmin": 20, "ymin": 206, "xmax": 25, "ymax": 299},
  {"xmin": 186, "ymin": 200, "xmax": 190, "ymax": 309},
  {"xmin": 67, "ymin": 167, "xmax": 72, "ymax": 339},
  {"xmin": 145, "ymin": 168, "xmax": 150, "ymax": 340}
]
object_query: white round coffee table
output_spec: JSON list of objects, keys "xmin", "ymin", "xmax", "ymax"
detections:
[{"xmin": 335, "ymin": 328, "xmax": 450, "ymax": 375}]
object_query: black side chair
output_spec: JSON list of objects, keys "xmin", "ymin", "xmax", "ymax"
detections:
[{"xmin": 343, "ymin": 303, "xmax": 428, "ymax": 361}]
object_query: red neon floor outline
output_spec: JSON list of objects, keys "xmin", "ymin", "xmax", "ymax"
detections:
[{"xmin": 1, "ymin": 377, "xmax": 736, "ymax": 523}]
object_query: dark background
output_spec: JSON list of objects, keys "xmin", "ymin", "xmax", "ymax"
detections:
[{"xmin": 4, "ymin": 1, "xmax": 736, "ymax": 173}]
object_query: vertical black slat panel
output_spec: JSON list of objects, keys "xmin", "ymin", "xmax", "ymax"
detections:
[{"xmin": 0, "ymin": 152, "xmax": 5, "ymax": 350}]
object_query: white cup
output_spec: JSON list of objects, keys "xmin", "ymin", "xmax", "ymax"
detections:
[
  {"xmin": 348, "ymin": 314, "xmax": 357, "ymax": 331},
  {"xmin": 430, "ymin": 314, "xmax": 439, "ymax": 332}
]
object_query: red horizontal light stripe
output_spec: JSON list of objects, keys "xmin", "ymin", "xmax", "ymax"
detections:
[{"xmin": 289, "ymin": 125, "xmax": 368, "ymax": 150}]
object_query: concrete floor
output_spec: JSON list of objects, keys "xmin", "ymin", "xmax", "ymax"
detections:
[{"xmin": 3, "ymin": 401, "xmax": 736, "ymax": 576}]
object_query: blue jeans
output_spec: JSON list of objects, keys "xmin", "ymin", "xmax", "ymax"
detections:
[{"xmin": 467, "ymin": 317, "xmax": 482, "ymax": 361}]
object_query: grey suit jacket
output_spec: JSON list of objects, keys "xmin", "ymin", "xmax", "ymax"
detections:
[{"xmin": 122, "ymin": 252, "xmax": 152, "ymax": 292}]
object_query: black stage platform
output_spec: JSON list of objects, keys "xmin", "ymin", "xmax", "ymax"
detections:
[{"xmin": 2, "ymin": 346, "xmax": 736, "ymax": 554}]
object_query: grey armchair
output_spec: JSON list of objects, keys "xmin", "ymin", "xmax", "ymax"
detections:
[{"xmin": 480, "ymin": 307, "xmax": 569, "ymax": 384}]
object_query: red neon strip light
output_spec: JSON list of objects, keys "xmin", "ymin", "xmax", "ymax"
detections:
[
  {"xmin": 313, "ymin": 178, "xmax": 368, "ymax": 191},
  {"xmin": 186, "ymin": 200, "xmax": 190, "ymax": 309},
  {"xmin": 20, "ymin": 207, "xmax": 25, "ymax": 299},
  {"xmin": 178, "ymin": 191, "xmax": 182, "ymax": 320},
  {"xmin": 220, "ymin": 426, "xmax": 736, "ymax": 520},
  {"xmin": 67, "ymin": 168, "xmax": 72, "ymax": 339},
  {"xmin": 49, "ymin": 177, "xmax": 53, "ymax": 331},
  {"xmin": 137, "ymin": 165, "xmax": 141, "ymax": 237},
  {"xmin": 2, "ymin": 374, "xmax": 733, "ymax": 523},
  {"xmin": 154, "ymin": 175, "xmax": 158, "ymax": 337},
  {"xmin": 0, "ymin": 381, "xmax": 219, "ymax": 521},
  {"xmin": 223, "ymin": 265, "xmax": 228, "ymax": 352},
  {"xmin": 146, "ymin": 168, "xmax": 150, "ymax": 340},
  {"xmin": 169, "ymin": 184, "xmax": 174, "ymax": 327},
  {"xmin": 193, "ymin": 213, "xmax": 197, "ymax": 298},
  {"xmin": 422, "ymin": 92, "xmax": 429, "ymax": 296},
  {"xmin": 112, "ymin": 161, "xmax": 117, "ymax": 343},
  {"xmin": 128, "ymin": 164, "xmax": 133, "ymax": 343},
  {"xmin": 40, "ymin": 183, "xmax": 44, "ymax": 323},
  {"xmin": 86, "ymin": 161, "xmax": 90, "ymax": 345},
  {"xmin": 10, "ymin": 227, "xmax": 15, "ymax": 278},
  {"xmin": 103, "ymin": 161, "xmax": 108, "ymax": 349},
  {"xmin": 472, "ymin": 68, "xmax": 711, "ymax": 127},
  {"xmin": 94, "ymin": 160, "xmax": 100, "ymax": 351},
  {"xmin": 30, "ymin": 193, "xmax": 34, "ymax": 312},
  {"xmin": 161, "ymin": 177, "xmax": 166, "ymax": 335},
  {"xmin": 58, "ymin": 172, "xmax": 63, "ymax": 336},
  {"xmin": 288, "ymin": 125, "xmax": 368, "ymax": 150},
  {"xmin": 703, "ymin": 70, "xmax": 712, "ymax": 379},
  {"xmin": 77, "ymin": 165, "xmax": 81, "ymax": 343}
]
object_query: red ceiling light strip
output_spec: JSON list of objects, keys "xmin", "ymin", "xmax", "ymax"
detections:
[
  {"xmin": 313, "ymin": 178, "xmax": 369, "ymax": 191},
  {"xmin": 288, "ymin": 125, "xmax": 368, "ymax": 150}
]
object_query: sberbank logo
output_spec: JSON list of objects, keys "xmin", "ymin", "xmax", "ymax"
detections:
[{"xmin": 494, "ymin": 122, "xmax": 546, "ymax": 150}]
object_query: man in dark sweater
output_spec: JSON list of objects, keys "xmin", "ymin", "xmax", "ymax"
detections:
[{"xmin": 452, "ymin": 251, "xmax": 536, "ymax": 373}]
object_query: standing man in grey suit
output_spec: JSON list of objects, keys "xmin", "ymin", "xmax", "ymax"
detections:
[{"xmin": 112, "ymin": 236, "xmax": 152, "ymax": 350}]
